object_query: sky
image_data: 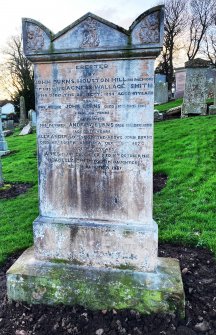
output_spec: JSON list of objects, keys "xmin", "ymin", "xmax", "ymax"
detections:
[{"xmin": 0, "ymin": 0, "xmax": 160, "ymax": 48}]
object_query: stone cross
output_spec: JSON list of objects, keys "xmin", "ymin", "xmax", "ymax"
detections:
[{"xmin": 7, "ymin": 7, "xmax": 185, "ymax": 317}]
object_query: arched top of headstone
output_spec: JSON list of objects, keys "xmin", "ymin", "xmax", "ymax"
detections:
[{"xmin": 22, "ymin": 5, "xmax": 164, "ymax": 62}]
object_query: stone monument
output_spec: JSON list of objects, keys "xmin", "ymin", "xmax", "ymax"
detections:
[
  {"xmin": 7, "ymin": 6, "xmax": 185, "ymax": 316},
  {"xmin": 0, "ymin": 159, "xmax": 3, "ymax": 187},
  {"xmin": 174, "ymin": 67, "xmax": 186, "ymax": 99},
  {"xmin": 28, "ymin": 109, "xmax": 37, "ymax": 127},
  {"xmin": 0, "ymin": 108, "xmax": 9, "ymax": 156},
  {"xmin": 209, "ymin": 69, "xmax": 216, "ymax": 115},
  {"xmin": 19, "ymin": 96, "xmax": 28, "ymax": 128},
  {"xmin": 154, "ymin": 82, "xmax": 168, "ymax": 104},
  {"xmin": 181, "ymin": 58, "xmax": 210, "ymax": 117}
]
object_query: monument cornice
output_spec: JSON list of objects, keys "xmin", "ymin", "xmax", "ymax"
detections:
[{"xmin": 22, "ymin": 6, "xmax": 164, "ymax": 62}]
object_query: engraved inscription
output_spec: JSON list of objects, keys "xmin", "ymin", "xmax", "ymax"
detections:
[
  {"xmin": 80, "ymin": 17, "xmax": 100, "ymax": 48},
  {"xmin": 139, "ymin": 12, "xmax": 160, "ymax": 43},
  {"xmin": 35, "ymin": 58, "xmax": 154, "ymax": 221}
]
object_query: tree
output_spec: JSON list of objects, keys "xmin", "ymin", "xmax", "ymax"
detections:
[
  {"xmin": 156, "ymin": 0, "xmax": 188, "ymax": 91},
  {"xmin": 203, "ymin": 25, "xmax": 216, "ymax": 66},
  {"xmin": 187, "ymin": 0, "xmax": 215, "ymax": 60},
  {"xmin": 0, "ymin": 35, "xmax": 35, "ymax": 114}
]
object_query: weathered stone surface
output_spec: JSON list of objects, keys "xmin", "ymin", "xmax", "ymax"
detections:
[
  {"xmin": 0, "ymin": 159, "xmax": 3, "ymax": 187},
  {"xmin": 0, "ymin": 109, "xmax": 9, "ymax": 156},
  {"xmin": 19, "ymin": 123, "xmax": 33, "ymax": 136},
  {"xmin": 28, "ymin": 109, "xmax": 37, "ymax": 127},
  {"xmin": 154, "ymin": 82, "xmax": 168, "ymax": 104},
  {"xmin": 209, "ymin": 105, "xmax": 216, "ymax": 115},
  {"xmin": 174, "ymin": 68, "xmax": 186, "ymax": 99},
  {"xmin": 7, "ymin": 247, "xmax": 185, "ymax": 318},
  {"xmin": 19, "ymin": 96, "xmax": 28, "ymax": 128},
  {"xmin": 22, "ymin": 7, "xmax": 164, "ymax": 62},
  {"xmin": 154, "ymin": 110, "xmax": 163, "ymax": 121},
  {"xmin": 33, "ymin": 217, "xmax": 158, "ymax": 271},
  {"xmin": 181, "ymin": 59, "xmax": 209, "ymax": 117},
  {"xmin": 7, "ymin": 6, "xmax": 185, "ymax": 317},
  {"xmin": 3, "ymin": 130, "xmax": 13, "ymax": 137}
]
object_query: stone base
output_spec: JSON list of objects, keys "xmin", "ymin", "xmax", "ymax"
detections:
[
  {"xmin": 181, "ymin": 103, "xmax": 207, "ymax": 117},
  {"xmin": 7, "ymin": 248, "xmax": 185, "ymax": 318},
  {"xmin": 209, "ymin": 105, "xmax": 216, "ymax": 115},
  {"xmin": 0, "ymin": 150, "xmax": 10, "ymax": 156},
  {"xmin": 33, "ymin": 216, "xmax": 158, "ymax": 272}
]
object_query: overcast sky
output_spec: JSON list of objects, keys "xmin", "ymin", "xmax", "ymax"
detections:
[{"xmin": 0, "ymin": 0, "xmax": 160, "ymax": 48}]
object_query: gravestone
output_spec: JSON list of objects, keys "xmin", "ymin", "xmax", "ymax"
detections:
[
  {"xmin": 19, "ymin": 96, "xmax": 28, "ymax": 128},
  {"xmin": 0, "ymin": 108, "xmax": 9, "ymax": 156},
  {"xmin": 155, "ymin": 73, "xmax": 166, "ymax": 83},
  {"xmin": 7, "ymin": 6, "xmax": 185, "ymax": 316},
  {"xmin": 154, "ymin": 82, "xmax": 168, "ymax": 104},
  {"xmin": 181, "ymin": 58, "xmax": 210, "ymax": 117},
  {"xmin": 28, "ymin": 109, "xmax": 37, "ymax": 127},
  {"xmin": 19, "ymin": 122, "xmax": 33, "ymax": 136},
  {"xmin": 3, "ymin": 120, "xmax": 14, "ymax": 130},
  {"xmin": 174, "ymin": 67, "xmax": 186, "ymax": 99},
  {"xmin": 209, "ymin": 69, "xmax": 216, "ymax": 115},
  {"xmin": 0, "ymin": 159, "xmax": 3, "ymax": 187}
]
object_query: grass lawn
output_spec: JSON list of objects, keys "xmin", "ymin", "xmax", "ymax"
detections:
[
  {"xmin": 0, "ymin": 115, "xmax": 216, "ymax": 264},
  {"xmin": 156, "ymin": 98, "xmax": 214, "ymax": 112}
]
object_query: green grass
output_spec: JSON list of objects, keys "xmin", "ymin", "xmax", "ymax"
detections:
[
  {"xmin": 0, "ymin": 131, "xmax": 38, "ymax": 264},
  {"xmin": 156, "ymin": 99, "xmax": 183, "ymax": 112},
  {"xmin": 154, "ymin": 115, "xmax": 216, "ymax": 251},
  {"xmin": 156, "ymin": 98, "xmax": 214, "ymax": 112},
  {"xmin": 0, "ymin": 116, "xmax": 216, "ymax": 264}
]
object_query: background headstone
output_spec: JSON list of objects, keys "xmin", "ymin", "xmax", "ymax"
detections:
[
  {"xmin": 174, "ymin": 67, "xmax": 186, "ymax": 99},
  {"xmin": 7, "ymin": 7, "xmax": 184, "ymax": 317},
  {"xmin": 3, "ymin": 120, "xmax": 14, "ymax": 130},
  {"xmin": 19, "ymin": 96, "xmax": 27, "ymax": 128},
  {"xmin": 0, "ymin": 159, "xmax": 3, "ymax": 187},
  {"xmin": 28, "ymin": 109, "xmax": 37, "ymax": 127},
  {"xmin": 209, "ymin": 69, "xmax": 216, "ymax": 115},
  {"xmin": 155, "ymin": 73, "xmax": 166, "ymax": 83},
  {"xmin": 0, "ymin": 108, "xmax": 9, "ymax": 155},
  {"xmin": 19, "ymin": 122, "xmax": 32, "ymax": 136},
  {"xmin": 154, "ymin": 82, "xmax": 168, "ymax": 104},
  {"xmin": 181, "ymin": 58, "xmax": 210, "ymax": 117}
]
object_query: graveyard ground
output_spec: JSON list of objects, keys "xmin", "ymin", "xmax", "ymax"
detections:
[
  {"xmin": 155, "ymin": 98, "xmax": 214, "ymax": 113},
  {"xmin": 0, "ymin": 115, "xmax": 216, "ymax": 334}
]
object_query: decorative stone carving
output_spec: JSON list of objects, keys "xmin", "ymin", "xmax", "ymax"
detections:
[
  {"xmin": 27, "ymin": 25, "xmax": 44, "ymax": 51},
  {"xmin": 80, "ymin": 17, "xmax": 100, "ymax": 48},
  {"xmin": 139, "ymin": 12, "xmax": 160, "ymax": 43}
]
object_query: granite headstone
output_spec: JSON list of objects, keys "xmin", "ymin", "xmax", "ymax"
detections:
[
  {"xmin": 181, "ymin": 58, "xmax": 210, "ymax": 117},
  {"xmin": 7, "ymin": 7, "xmax": 185, "ymax": 316}
]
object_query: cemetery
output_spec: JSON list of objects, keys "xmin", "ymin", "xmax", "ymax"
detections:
[{"xmin": 0, "ymin": 2, "xmax": 215, "ymax": 335}]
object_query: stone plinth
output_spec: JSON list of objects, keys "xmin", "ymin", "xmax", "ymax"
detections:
[
  {"xmin": 7, "ymin": 248, "xmax": 185, "ymax": 318},
  {"xmin": 181, "ymin": 58, "xmax": 210, "ymax": 117},
  {"xmin": 7, "ymin": 6, "xmax": 185, "ymax": 316},
  {"xmin": 209, "ymin": 105, "xmax": 216, "ymax": 115}
]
